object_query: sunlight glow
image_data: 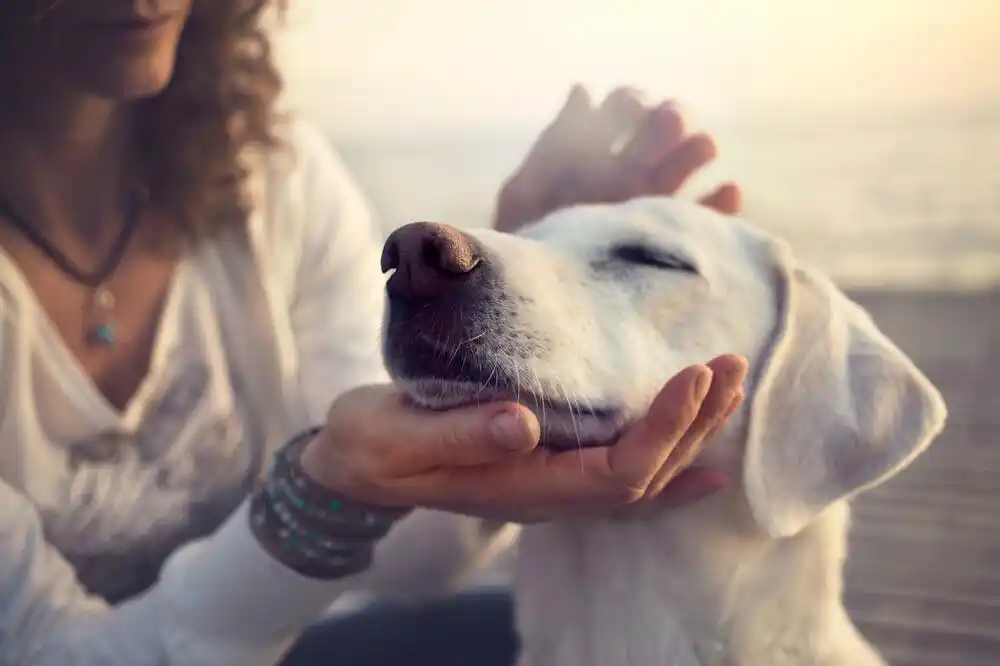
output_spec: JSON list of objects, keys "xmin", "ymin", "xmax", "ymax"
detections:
[{"xmin": 274, "ymin": 0, "xmax": 1000, "ymax": 135}]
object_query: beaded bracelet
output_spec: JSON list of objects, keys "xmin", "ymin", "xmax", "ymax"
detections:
[{"xmin": 249, "ymin": 427, "xmax": 411, "ymax": 580}]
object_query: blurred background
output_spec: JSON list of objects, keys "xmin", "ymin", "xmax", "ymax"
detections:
[
  {"xmin": 274, "ymin": 0, "xmax": 999, "ymax": 291},
  {"xmin": 273, "ymin": 2, "xmax": 1000, "ymax": 664}
]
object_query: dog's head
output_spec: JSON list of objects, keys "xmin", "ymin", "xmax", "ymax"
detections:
[{"xmin": 380, "ymin": 197, "xmax": 946, "ymax": 537}]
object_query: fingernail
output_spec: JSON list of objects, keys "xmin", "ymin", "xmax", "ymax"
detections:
[
  {"xmin": 694, "ymin": 368, "xmax": 714, "ymax": 400},
  {"xmin": 490, "ymin": 409, "xmax": 534, "ymax": 449},
  {"xmin": 725, "ymin": 391, "xmax": 744, "ymax": 417}
]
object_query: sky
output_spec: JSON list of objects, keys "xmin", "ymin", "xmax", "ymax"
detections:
[{"xmin": 273, "ymin": 0, "xmax": 1000, "ymax": 138}]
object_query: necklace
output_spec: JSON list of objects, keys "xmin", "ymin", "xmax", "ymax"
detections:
[{"xmin": 0, "ymin": 187, "xmax": 148, "ymax": 347}]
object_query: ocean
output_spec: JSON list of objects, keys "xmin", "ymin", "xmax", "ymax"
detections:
[{"xmin": 330, "ymin": 116, "xmax": 1000, "ymax": 292}]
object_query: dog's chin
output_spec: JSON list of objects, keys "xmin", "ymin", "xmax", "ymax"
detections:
[{"xmin": 395, "ymin": 377, "xmax": 630, "ymax": 452}]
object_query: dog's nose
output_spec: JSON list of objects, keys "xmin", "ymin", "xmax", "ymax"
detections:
[{"xmin": 381, "ymin": 222, "xmax": 483, "ymax": 301}]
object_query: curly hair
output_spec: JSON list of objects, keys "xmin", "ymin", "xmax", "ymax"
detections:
[
  {"xmin": 141, "ymin": 0, "xmax": 289, "ymax": 246},
  {"xmin": 0, "ymin": 0, "xmax": 289, "ymax": 247}
]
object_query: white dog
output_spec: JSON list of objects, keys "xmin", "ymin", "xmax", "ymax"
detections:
[{"xmin": 376, "ymin": 197, "xmax": 947, "ymax": 666}]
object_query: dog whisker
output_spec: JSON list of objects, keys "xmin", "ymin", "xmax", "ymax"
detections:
[
  {"xmin": 530, "ymin": 367, "xmax": 548, "ymax": 436},
  {"xmin": 551, "ymin": 377, "xmax": 585, "ymax": 463},
  {"xmin": 514, "ymin": 364, "xmax": 522, "ymax": 410}
]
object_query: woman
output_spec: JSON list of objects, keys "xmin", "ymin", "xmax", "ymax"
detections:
[{"xmin": 0, "ymin": 1, "xmax": 747, "ymax": 665}]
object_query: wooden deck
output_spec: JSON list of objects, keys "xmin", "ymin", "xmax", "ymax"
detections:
[{"xmin": 844, "ymin": 288, "xmax": 1000, "ymax": 666}]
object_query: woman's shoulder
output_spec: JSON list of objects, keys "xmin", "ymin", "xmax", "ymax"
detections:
[
  {"xmin": 251, "ymin": 117, "xmax": 373, "ymax": 234},
  {"xmin": 242, "ymin": 117, "xmax": 381, "ymax": 298}
]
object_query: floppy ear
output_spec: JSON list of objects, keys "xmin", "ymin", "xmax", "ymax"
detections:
[{"xmin": 743, "ymin": 244, "xmax": 947, "ymax": 538}]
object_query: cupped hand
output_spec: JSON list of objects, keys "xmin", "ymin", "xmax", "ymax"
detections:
[
  {"xmin": 494, "ymin": 85, "xmax": 742, "ymax": 234},
  {"xmin": 300, "ymin": 355, "xmax": 748, "ymax": 524}
]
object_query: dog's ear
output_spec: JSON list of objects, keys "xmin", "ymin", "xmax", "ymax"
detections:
[{"xmin": 742, "ymin": 244, "xmax": 947, "ymax": 538}]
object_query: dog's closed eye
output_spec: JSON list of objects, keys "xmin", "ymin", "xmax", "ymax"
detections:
[{"xmin": 609, "ymin": 243, "xmax": 698, "ymax": 273}]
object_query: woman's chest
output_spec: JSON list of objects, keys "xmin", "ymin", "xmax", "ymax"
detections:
[
  {"xmin": 40, "ymin": 361, "xmax": 261, "ymax": 601},
  {"xmin": 0, "ymin": 260, "xmax": 279, "ymax": 601},
  {"xmin": 0, "ymin": 224, "xmax": 183, "ymax": 413}
]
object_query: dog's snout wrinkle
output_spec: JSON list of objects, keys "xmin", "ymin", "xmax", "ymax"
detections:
[{"xmin": 383, "ymin": 221, "xmax": 483, "ymax": 302}]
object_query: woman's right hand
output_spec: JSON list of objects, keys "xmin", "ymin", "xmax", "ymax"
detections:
[{"xmin": 300, "ymin": 354, "xmax": 747, "ymax": 524}]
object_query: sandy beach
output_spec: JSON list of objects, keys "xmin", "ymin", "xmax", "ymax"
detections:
[{"xmin": 844, "ymin": 287, "xmax": 1000, "ymax": 666}]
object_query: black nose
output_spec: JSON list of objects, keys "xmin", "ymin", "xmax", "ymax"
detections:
[{"xmin": 381, "ymin": 222, "xmax": 483, "ymax": 301}]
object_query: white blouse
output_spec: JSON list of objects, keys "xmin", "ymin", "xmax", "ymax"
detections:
[{"xmin": 0, "ymin": 120, "xmax": 482, "ymax": 666}]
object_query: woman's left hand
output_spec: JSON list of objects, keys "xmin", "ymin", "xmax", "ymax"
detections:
[{"xmin": 494, "ymin": 85, "xmax": 742, "ymax": 233}]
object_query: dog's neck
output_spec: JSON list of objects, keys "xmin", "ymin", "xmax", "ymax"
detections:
[{"xmin": 512, "ymin": 497, "xmax": 883, "ymax": 666}]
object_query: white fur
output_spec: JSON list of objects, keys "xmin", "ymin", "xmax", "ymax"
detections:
[{"xmin": 381, "ymin": 197, "xmax": 948, "ymax": 666}]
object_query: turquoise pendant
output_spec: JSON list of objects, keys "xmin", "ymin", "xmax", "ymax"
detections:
[
  {"xmin": 89, "ymin": 323, "xmax": 118, "ymax": 346},
  {"xmin": 86, "ymin": 286, "xmax": 118, "ymax": 346}
]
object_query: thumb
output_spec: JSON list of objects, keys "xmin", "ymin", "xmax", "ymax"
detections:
[{"xmin": 388, "ymin": 401, "xmax": 541, "ymax": 473}]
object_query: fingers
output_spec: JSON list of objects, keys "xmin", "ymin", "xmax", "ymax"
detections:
[
  {"xmin": 648, "ymin": 132, "xmax": 718, "ymax": 196},
  {"xmin": 336, "ymin": 355, "xmax": 747, "ymax": 519},
  {"xmin": 644, "ymin": 356, "xmax": 747, "ymax": 497},
  {"xmin": 396, "ymin": 366, "xmax": 711, "ymax": 512},
  {"xmin": 698, "ymin": 182, "xmax": 743, "ymax": 215},
  {"xmin": 552, "ymin": 84, "xmax": 595, "ymax": 133},
  {"xmin": 495, "ymin": 83, "xmax": 742, "ymax": 233},
  {"xmin": 403, "ymin": 439, "xmax": 640, "ymax": 515},
  {"xmin": 702, "ymin": 390, "xmax": 744, "ymax": 443},
  {"xmin": 530, "ymin": 84, "xmax": 598, "ymax": 169},
  {"xmin": 597, "ymin": 86, "xmax": 651, "ymax": 150},
  {"xmin": 494, "ymin": 85, "xmax": 597, "ymax": 231},
  {"xmin": 619, "ymin": 101, "xmax": 686, "ymax": 169},
  {"xmin": 655, "ymin": 466, "xmax": 730, "ymax": 508},
  {"xmin": 424, "ymin": 357, "xmax": 747, "ymax": 513},
  {"xmin": 551, "ymin": 86, "xmax": 652, "ymax": 208},
  {"xmin": 523, "ymin": 85, "xmax": 651, "ymax": 189},
  {"xmin": 324, "ymin": 386, "xmax": 542, "ymax": 485},
  {"xmin": 703, "ymin": 353, "xmax": 750, "ymax": 389},
  {"xmin": 387, "ymin": 401, "xmax": 542, "ymax": 473},
  {"xmin": 604, "ymin": 364, "xmax": 715, "ymax": 498}
]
